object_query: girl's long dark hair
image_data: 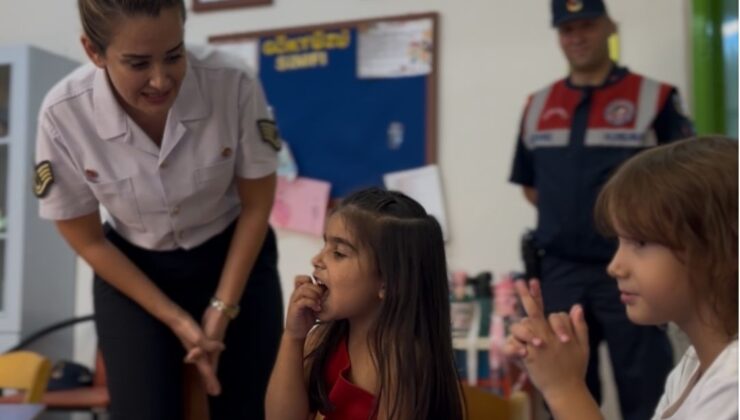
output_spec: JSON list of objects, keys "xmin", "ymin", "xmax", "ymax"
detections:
[{"xmin": 306, "ymin": 188, "xmax": 464, "ymax": 419}]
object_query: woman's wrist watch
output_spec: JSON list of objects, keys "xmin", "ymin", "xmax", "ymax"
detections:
[{"xmin": 209, "ymin": 297, "xmax": 240, "ymax": 320}]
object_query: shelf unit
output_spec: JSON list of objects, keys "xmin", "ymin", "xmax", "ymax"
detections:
[{"xmin": 0, "ymin": 45, "xmax": 79, "ymax": 363}]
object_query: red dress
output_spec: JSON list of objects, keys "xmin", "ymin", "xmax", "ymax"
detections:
[{"xmin": 320, "ymin": 338, "xmax": 376, "ymax": 420}]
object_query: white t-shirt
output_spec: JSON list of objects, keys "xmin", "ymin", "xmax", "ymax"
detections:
[{"xmin": 652, "ymin": 340, "xmax": 738, "ymax": 419}]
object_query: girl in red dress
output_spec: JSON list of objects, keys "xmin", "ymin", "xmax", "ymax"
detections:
[{"xmin": 266, "ymin": 187, "xmax": 464, "ymax": 420}]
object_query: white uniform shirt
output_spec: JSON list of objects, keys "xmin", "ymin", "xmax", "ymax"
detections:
[
  {"xmin": 652, "ymin": 340, "xmax": 738, "ymax": 420},
  {"xmin": 35, "ymin": 46, "xmax": 278, "ymax": 250}
]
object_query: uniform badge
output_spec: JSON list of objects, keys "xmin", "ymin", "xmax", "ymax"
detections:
[
  {"xmin": 257, "ymin": 119, "xmax": 282, "ymax": 151},
  {"xmin": 566, "ymin": 0, "xmax": 583, "ymax": 12},
  {"xmin": 604, "ymin": 99, "xmax": 636, "ymax": 127},
  {"xmin": 33, "ymin": 161, "xmax": 54, "ymax": 198}
]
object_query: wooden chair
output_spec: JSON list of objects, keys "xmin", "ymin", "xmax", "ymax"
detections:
[
  {"xmin": 0, "ymin": 351, "xmax": 52, "ymax": 403},
  {"xmin": 462, "ymin": 384, "xmax": 531, "ymax": 420}
]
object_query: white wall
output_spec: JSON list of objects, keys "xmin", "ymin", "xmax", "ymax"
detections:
[{"xmin": 0, "ymin": 0, "xmax": 690, "ymax": 415}]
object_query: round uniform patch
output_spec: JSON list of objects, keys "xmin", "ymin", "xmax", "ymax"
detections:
[
  {"xmin": 566, "ymin": 0, "xmax": 584, "ymax": 12},
  {"xmin": 604, "ymin": 99, "xmax": 636, "ymax": 127},
  {"xmin": 34, "ymin": 160, "xmax": 55, "ymax": 198}
]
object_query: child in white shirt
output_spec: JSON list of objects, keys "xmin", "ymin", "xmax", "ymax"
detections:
[{"xmin": 505, "ymin": 136, "xmax": 738, "ymax": 420}]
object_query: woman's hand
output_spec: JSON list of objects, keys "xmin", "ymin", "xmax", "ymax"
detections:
[
  {"xmin": 284, "ymin": 275, "xmax": 324, "ymax": 341},
  {"xmin": 189, "ymin": 306, "xmax": 230, "ymax": 381},
  {"xmin": 170, "ymin": 313, "xmax": 224, "ymax": 396},
  {"xmin": 504, "ymin": 279, "xmax": 590, "ymax": 400}
]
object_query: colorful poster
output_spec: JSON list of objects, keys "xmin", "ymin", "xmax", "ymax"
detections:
[{"xmin": 270, "ymin": 176, "xmax": 331, "ymax": 236}]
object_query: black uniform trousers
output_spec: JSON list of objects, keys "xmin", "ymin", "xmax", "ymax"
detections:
[
  {"xmin": 94, "ymin": 222, "xmax": 283, "ymax": 420},
  {"xmin": 540, "ymin": 254, "xmax": 673, "ymax": 420}
]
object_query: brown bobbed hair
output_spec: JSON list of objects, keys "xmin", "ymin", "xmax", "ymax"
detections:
[{"xmin": 595, "ymin": 136, "xmax": 738, "ymax": 337}]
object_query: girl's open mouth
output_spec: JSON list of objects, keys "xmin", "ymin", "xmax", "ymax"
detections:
[{"xmin": 311, "ymin": 275, "xmax": 329, "ymax": 296}]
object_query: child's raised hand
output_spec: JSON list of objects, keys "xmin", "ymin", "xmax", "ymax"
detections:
[
  {"xmin": 504, "ymin": 280, "xmax": 573, "ymax": 356},
  {"xmin": 284, "ymin": 275, "xmax": 325, "ymax": 341},
  {"xmin": 505, "ymin": 279, "xmax": 590, "ymax": 399},
  {"xmin": 504, "ymin": 279, "xmax": 547, "ymax": 357}
]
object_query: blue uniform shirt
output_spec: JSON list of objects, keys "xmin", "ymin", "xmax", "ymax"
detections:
[{"xmin": 509, "ymin": 66, "xmax": 694, "ymax": 262}]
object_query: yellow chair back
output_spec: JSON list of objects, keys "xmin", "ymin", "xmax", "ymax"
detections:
[{"xmin": 0, "ymin": 351, "xmax": 52, "ymax": 403}]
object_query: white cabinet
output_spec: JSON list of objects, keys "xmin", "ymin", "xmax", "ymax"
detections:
[{"xmin": 0, "ymin": 45, "xmax": 79, "ymax": 361}]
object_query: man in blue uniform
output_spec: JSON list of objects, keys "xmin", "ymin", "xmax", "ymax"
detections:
[{"xmin": 509, "ymin": 1, "xmax": 694, "ymax": 418}]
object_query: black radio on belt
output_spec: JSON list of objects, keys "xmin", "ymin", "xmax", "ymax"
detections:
[{"xmin": 521, "ymin": 229, "xmax": 544, "ymax": 280}]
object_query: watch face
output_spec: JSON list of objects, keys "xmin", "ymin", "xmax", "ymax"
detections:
[{"xmin": 210, "ymin": 298, "xmax": 239, "ymax": 319}]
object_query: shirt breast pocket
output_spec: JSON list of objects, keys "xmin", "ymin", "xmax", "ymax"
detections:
[
  {"xmin": 88, "ymin": 177, "xmax": 145, "ymax": 231},
  {"xmin": 194, "ymin": 159, "xmax": 235, "ymax": 193}
]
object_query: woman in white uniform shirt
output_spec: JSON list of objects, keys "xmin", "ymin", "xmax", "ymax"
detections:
[{"xmin": 34, "ymin": 1, "xmax": 283, "ymax": 418}]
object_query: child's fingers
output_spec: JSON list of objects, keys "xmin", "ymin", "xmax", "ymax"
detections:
[
  {"xmin": 548, "ymin": 312, "xmax": 573, "ymax": 343},
  {"xmin": 510, "ymin": 319, "xmax": 543, "ymax": 347},
  {"xmin": 515, "ymin": 280, "xmax": 545, "ymax": 321},
  {"xmin": 570, "ymin": 304, "xmax": 589, "ymax": 349},
  {"xmin": 290, "ymin": 284, "xmax": 324, "ymax": 304},
  {"xmin": 504, "ymin": 335, "xmax": 528, "ymax": 358},
  {"xmin": 528, "ymin": 279, "xmax": 545, "ymax": 313},
  {"xmin": 294, "ymin": 296, "xmax": 322, "ymax": 313},
  {"xmin": 293, "ymin": 275, "xmax": 312, "ymax": 289}
]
